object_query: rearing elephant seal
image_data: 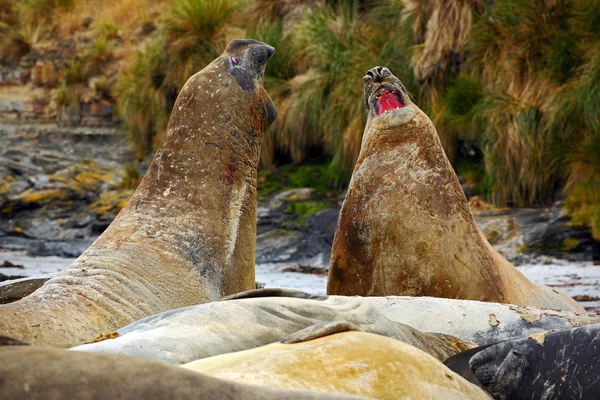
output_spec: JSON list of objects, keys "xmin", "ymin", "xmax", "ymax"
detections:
[
  {"xmin": 0, "ymin": 39, "xmax": 277, "ymax": 347},
  {"xmin": 327, "ymin": 66, "xmax": 583, "ymax": 313}
]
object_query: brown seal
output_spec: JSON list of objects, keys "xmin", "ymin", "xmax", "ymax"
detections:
[
  {"xmin": 181, "ymin": 330, "xmax": 490, "ymax": 399},
  {"xmin": 0, "ymin": 39, "xmax": 277, "ymax": 347},
  {"xmin": 327, "ymin": 66, "xmax": 584, "ymax": 313},
  {"xmin": 0, "ymin": 346, "xmax": 367, "ymax": 400}
]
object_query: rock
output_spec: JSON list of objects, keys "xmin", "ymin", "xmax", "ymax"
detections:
[
  {"xmin": 17, "ymin": 52, "xmax": 37, "ymax": 69},
  {"xmin": 473, "ymin": 210, "xmax": 514, "ymax": 245},
  {"xmin": 0, "ymin": 272, "xmax": 26, "ymax": 282},
  {"xmin": 0, "ymin": 274, "xmax": 54, "ymax": 304},
  {"xmin": 281, "ymin": 264, "xmax": 328, "ymax": 275},
  {"xmin": 0, "ymin": 261, "xmax": 24, "ymax": 269},
  {"xmin": 31, "ymin": 60, "xmax": 58, "ymax": 87},
  {"xmin": 521, "ymin": 205, "xmax": 599, "ymax": 262},
  {"xmin": 270, "ymin": 188, "xmax": 317, "ymax": 207},
  {"xmin": 256, "ymin": 208, "xmax": 338, "ymax": 268},
  {"xmin": 26, "ymin": 239, "xmax": 94, "ymax": 257}
]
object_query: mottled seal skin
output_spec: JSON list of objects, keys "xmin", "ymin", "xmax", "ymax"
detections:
[
  {"xmin": 72, "ymin": 295, "xmax": 474, "ymax": 364},
  {"xmin": 0, "ymin": 39, "xmax": 277, "ymax": 347},
  {"xmin": 72, "ymin": 292, "xmax": 599, "ymax": 364},
  {"xmin": 446, "ymin": 324, "xmax": 600, "ymax": 399},
  {"xmin": 182, "ymin": 331, "xmax": 491, "ymax": 400},
  {"xmin": 0, "ymin": 346, "xmax": 367, "ymax": 400},
  {"xmin": 327, "ymin": 66, "xmax": 583, "ymax": 313}
]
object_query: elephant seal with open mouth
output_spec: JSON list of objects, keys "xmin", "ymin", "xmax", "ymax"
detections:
[
  {"xmin": 0, "ymin": 39, "xmax": 277, "ymax": 347},
  {"xmin": 327, "ymin": 66, "xmax": 583, "ymax": 313}
]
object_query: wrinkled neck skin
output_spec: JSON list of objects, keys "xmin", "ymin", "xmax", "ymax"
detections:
[
  {"xmin": 97, "ymin": 57, "xmax": 272, "ymax": 300},
  {"xmin": 332, "ymin": 86, "xmax": 583, "ymax": 311},
  {"xmin": 0, "ymin": 52, "xmax": 275, "ymax": 347}
]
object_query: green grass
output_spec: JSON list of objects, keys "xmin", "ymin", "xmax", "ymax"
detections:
[
  {"xmin": 257, "ymin": 164, "xmax": 337, "ymax": 200},
  {"xmin": 119, "ymin": 163, "xmax": 141, "ymax": 190},
  {"xmin": 283, "ymin": 200, "xmax": 330, "ymax": 229},
  {"xmin": 284, "ymin": 200, "xmax": 329, "ymax": 218}
]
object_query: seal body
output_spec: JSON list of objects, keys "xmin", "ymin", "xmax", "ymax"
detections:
[
  {"xmin": 0, "ymin": 346, "xmax": 366, "ymax": 400},
  {"xmin": 181, "ymin": 331, "xmax": 491, "ymax": 400},
  {"xmin": 0, "ymin": 39, "xmax": 277, "ymax": 347},
  {"xmin": 74, "ymin": 291, "xmax": 600, "ymax": 364},
  {"xmin": 72, "ymin": 294, "xmax": 475, "ymax": 364},
  {"xmin": 327, "ymin": 67, "xmax": 583, "ymax": 313},
  {"xmin": 447, "ymin": 324, "xmax": 600, "ymax": 399}
]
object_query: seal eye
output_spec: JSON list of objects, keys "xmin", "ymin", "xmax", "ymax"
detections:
[{"xmin": 231, "ymin": 57, "xmax": 239, "ymax": 65}]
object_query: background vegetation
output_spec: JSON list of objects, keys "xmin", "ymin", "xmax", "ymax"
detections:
[{"xmin": 1, "ymin": 0, "xmax": 599, "ymax": 238}]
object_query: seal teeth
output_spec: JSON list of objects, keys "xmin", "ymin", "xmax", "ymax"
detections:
[{"xmin": 375, "ymin": 89, "xmax": 396, "ymax": 100}]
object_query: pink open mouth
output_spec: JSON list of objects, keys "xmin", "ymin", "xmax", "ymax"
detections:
[{"xmin": 376, "ymin": 90, "xmax": 405, "ymax": 115}]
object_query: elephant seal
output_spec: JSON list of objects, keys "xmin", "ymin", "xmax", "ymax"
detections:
[
  {"xmin": 72, "ymin": 294, "xmax": 474, "ymax": 364},
  {"xmin": 0, "ymin": 346, "xmax": 366, "ymax": 400},
  {"xmin": 74, "ymin": 291, "xmax": 599, "ymax": 364},
  {"xmin": 0, "ymin": 39, "xmax": 277, "ymax": 347},
  {"xmin": 445, "ymin": 324, "xmax": 600, "ymax": 399},
  {"xmin": 327, "ymin": 66, "xmax": 584, "ymax": 313},
  {"xmin": 182, "ymin": 329, "xmax": 491, "ymax": 400}
]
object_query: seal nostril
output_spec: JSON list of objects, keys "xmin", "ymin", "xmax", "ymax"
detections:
[
  {"xmin": 367, "ymin": 67, "xmax": 385, "ymax": 83},
  {"xmin": 366, "ymin": 71, "xmax": 374, "ymax": 78}
]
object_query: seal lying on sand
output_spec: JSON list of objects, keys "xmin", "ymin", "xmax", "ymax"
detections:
[
  {"xmin": 445, "ymin": 324, "xmax": 600, "ymax": 399},
  {"xmin": 0, "ymin": 345, "xmax": 366, "ymax": 400},
  {"xmin": 73, "ymin": 290, "xmax": 599, "ymax": 363},
  {"xmin": 73, "ymin": 292, "xmax": 474, "ymax": 363},
  {"xmin": 0, "ymin": 39, "xmax": 277, "ymax": 348},
  {"xmin": 327, "ymin": 66, "xmax": 584, "ymax": 313},
  {"xmin": 182, "ymin": 327, "xmax": 491, "ymax": 400}
]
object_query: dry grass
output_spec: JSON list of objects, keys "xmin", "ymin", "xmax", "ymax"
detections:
[
  {"xmin": 55, "ymin": 0, "xmax": 165, "ymax": 36},
  {"xmin": 405, "ymin": 0, "xmax": 481, "ymax": 81},
  {"xmin": 8, "ymin": 0, "xmax": 597, "ymax": 225},
  {"xmin": 0, "ymin": 23, "xmax": 31, "ymax": 66}
]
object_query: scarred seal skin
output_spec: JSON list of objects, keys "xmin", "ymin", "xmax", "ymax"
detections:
[
  {"xmin": 327, "ymin": 66, "xmax": 584, "ymax": 313},
  {"xmin": 446, "ymin": 323, "xmax": 600, "ymax": 399},
  {"xmin": 0, "ymin": 39, "xmax": 277, "ymax": 347}
]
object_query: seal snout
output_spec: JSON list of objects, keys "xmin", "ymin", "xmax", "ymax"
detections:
[
  {"xmin": 365, "ymin": 66, "xmax": 391, "ymax": 83},
  {"xmin": 249, "ymin": 44, "xmax": 275, "ymax": 68},
  {"xmin": 223, "ymin": 39, "xmax": 276, "ymax": 92}
]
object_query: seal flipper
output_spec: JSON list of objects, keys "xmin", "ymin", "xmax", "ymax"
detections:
[
  {"xmin": 220, "ymin": 288, "xmax": 327, "ymax": 301},
  {"xmin": 281, "ymin": 321, "xmax": 361, "ymax": 344},
  {"xmin": 443, "ymin": 343, "xmax": 496, "ymax": 388}
]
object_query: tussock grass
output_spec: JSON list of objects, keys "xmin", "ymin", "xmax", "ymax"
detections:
[
  {"xmin": 115, "ymin": 40, "xmax": 169, "ymax": 159},
  {"xmin": 25, "ymin": 0, "xmax": 599, "ymax": 233},
  {"xmin": 0, "ymin": 23, "xmax": 31, "ymax": 66},
  {"xmin": 114, "ymin": 0, "xmax": 243, "ymax": 158}
]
